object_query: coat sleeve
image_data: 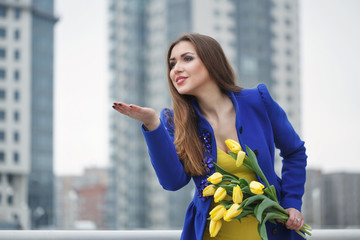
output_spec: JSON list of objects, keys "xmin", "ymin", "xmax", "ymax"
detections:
[
  {"xmin": 141, "ymin": 108, "xmax": 191, "ymax": 191},
  {"xmin": 258, "ymin": 84, "xmax": 307, "ymax": 211}
]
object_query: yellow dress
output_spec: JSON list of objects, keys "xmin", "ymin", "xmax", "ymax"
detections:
[{"xmin": 203, "ymin": 148, "xmax": 261, "ymax": 240}]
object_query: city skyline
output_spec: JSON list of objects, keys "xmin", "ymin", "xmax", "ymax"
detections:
[{"xmin": 54, "ymin": 0, "xmax": 360, "ymax": 175}]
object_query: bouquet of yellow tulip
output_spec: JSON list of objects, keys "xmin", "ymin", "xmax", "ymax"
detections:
[{"xmin": 203, "ymin": 139, "xmax": 312, "ymax": 239}]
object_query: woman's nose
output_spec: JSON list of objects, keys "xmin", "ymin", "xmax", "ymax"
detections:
[{"xmin": 173, "ymin": 62, "xmax": 184, "ymax": 73}]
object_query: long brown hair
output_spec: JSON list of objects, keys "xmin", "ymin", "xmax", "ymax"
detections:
[{"xmin": 166, "ymin": 33, "xmax": 242, "ymax": 176}]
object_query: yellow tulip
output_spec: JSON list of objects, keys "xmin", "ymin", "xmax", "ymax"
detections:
[
  {"xmin": 250, "ymin": 181, "xmax": 265, "ymax": 195},
  {"xmin": 207, "ymin": 172, "xmax": 223, "ymax": 184},
  {"xmin": 209, "ymin": 204, "xmax": 226, "ymax": 221},
  {"xmin": 225, "ymin": 139, "xmax": 242, "ymax": 154},
  {"xmin": 232, "ymin": 185, "xmax": 243, "ymax": 204},
  {"xmin": 236, "ymin": 151, "xmax": 246, "ymax": 167},
  {"xmin": 202, "ymin": 185, "xmax": 216, "ymax": 197},
  {"xmin": 209, "ymin": 219, "xmax": 222, "ymax": 237},
  {"xmin": 223, "ymin": 203, "xmax": 243, "ymax": 222},
  {"xmin": 214, "ymin": 187, "xmax": 227, "ymax": 203}
]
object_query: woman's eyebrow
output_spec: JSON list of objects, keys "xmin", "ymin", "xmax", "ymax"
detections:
[{"xmin": 169, "ymin": 52, "xmax": 195, "ymax": 61}]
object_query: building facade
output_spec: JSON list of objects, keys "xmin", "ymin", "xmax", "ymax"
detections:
[
  {"xmin": 0, "ymin": 0, "xmax": 56, "ymax": 229},
  {"xmin": 55, "ymin": 167, "xmax": 109, "ymax": 230},
  {"xmin": 108, "ymin": 0, "xmax": 301, "ymax": 230},
  {"xmin": 303, "ymin": 169, "xmax": 360, "ymax": 229}
]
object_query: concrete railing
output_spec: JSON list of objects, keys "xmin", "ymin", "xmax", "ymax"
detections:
[{"xmin": 0, "ymin": 229, "xmax": 360, "ymax": 239}]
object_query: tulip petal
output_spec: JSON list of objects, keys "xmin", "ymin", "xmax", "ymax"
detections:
[
  {"xmin": 232, "ymin": 185, "xmax": 243, "ymax": 204},
  {"xmin": 203, "ymin": 185, "xmax": 216, "ymax": 197},
  {"xmin": 209, "ymin": 219, "xmax": 222, "ymax": 237},
  {"xmin": 250, "ymin": 181, "xmax": 265, "ymax": 195},
  {"xmin": 209, "ymin": 205, "xmax": 226, "ymax": 221},
  {"xmin": 207, "ymin": 172, "xmax": 223, "ymax": 184},
  {"xmin": 214, "ymin": 187, "xmax": 227, "ymax": 202},
  {"xmin": 236, "ymin": 151, "xmax": 246, "ymax": 167},
  {"xmin": 225, "ymin": 139, "xmax": 242, "ymax": 154},
  {"xmin": 223, "ymin": 203, "xmax": 242, "ymax": 222}
]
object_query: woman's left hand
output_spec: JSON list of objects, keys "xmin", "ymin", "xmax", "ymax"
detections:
[{"xmin": 284, "ymin": 208, "xmax": 304, "ymax": 231}]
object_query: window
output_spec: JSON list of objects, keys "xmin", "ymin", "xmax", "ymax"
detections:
[
  {"xmin": 0, "ymin": 131, "xmax": 5, "ymax": 141},
  {"xmin": 285, "ymin": 49, "xmax": 292, "ymax": 57},
  {"xmin": 14, "ymin": 8, "xmax": 21, "ymax": 19},
  {"xmin": 0, "ymin": 69, "xmax": 5, "ymax": 79},
  {"xmin": 14, "ymin": 131, "xmax": 19, "ymax": 142},
  {"xmin": 286, "ymin": 64, "xmax": 292, "ymax": 72},
  {"xmin": 285, "ymin": 18, "xmax": 292, "ymax": 26},
  {"xmin": 284, "ymin": 3, "xmax": 291, "ymax": 10},
  {"xmin": 14, "ymin": 29, "xmax": 20, "ymax": 40},
  {"xmin": 0, "ymin": 48, "xmax": 5, "ymax": 59},
  {"xmin": 7, "ymin": 195, "xmax": 13, "ymax": 206},
  {"xmin": 14, "ymin": 90, "xmax": 20, "ymax": 101},
  {"xmin": 0, "ymin": 89, "xmax": 5, "ymax": 99},
  {"xmin": 0, "ymin": 6, "xmax": 7, "ymax": 18},
  {"xmin": 285, "ymin": 34, "xmax": 292, "ymax": 41},
  {"xmin": 0, "ymin": 28, "xmax": 6, "ymax": 38},
  {"xmin": 14, "ymin": 50, "xmax": 20, "ymax": 60},
  {"xmin": 286, "ymin": 79, "xmax": 293, "ymax": 87},
  {"xmin": 14, "ymin": 70, "xmax": 20, "ymax": 81},
  {"xmin": 14, "ymin": 111, "xmax": 19, "ymax": 122},
  {"xmin": 7, "ymin": 174, "xmax": 14, "ymax": 185},
  {"xmin": 0, "ymin": 110, "xmax": 5, "ymax": 121},
  {"xmin": 0, "ymin": 151, "xmax": 4, "ymax": 162},
  {"xmin": 13, "ymin": 152, "xmax": 19, "ymax": 164}
]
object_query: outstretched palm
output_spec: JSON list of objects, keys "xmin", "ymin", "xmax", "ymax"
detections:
[{"xmin": 112, "ymin": 102, "xmax": 160, "ymax": 131}]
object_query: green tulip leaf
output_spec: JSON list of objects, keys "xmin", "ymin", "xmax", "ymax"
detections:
[
  {"xmin": 254, "ymin": 203, "xmax": 261, "ymax": 218},
  {"xmin": 258, "ymin": 220, "xmax": 268, "ymax": 240},
  {"xmin": 240, "ymin": 194, "xmax": 266, "ymax": 209},
  {"xmin": 245, "ymin": 146, "xmax": 270, "ymax": 188},
  {"xmin": 241, "ymin": 186, "xmax": 252, "ymax": 196},
  {"xmin": 229, "ymin": 151, "xmax": 237, "ymax": 160},
  {"xmin": 218, "ymin": 183, "xmax": 235, "ymax": 191},
  {"xmin": 237, "ymin": 178, "xmax": 250, "ymax": 187},
  {"xmin": 263, "ymin": 187, "xmax": 278, "ymax": 203},
  {"xmin": 219, "ymin": 200, "xmax": 234, "ymax": 209},
  {"xmin": 255, "ymin": 198, "xmax": 279, "ymax": 223},
  {"xmin": 257, "ymin": 212, "xmax": 284, "ymax": 240},
  {"xmin": 242, "ymin": 160, "xmax": 254, "ymax": 172},
  {"xmin": 234, "ymin": 208, "xmax": 253, "ymax": 221}
]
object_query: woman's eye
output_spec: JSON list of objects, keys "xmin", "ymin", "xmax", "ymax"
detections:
[
  {"xmin": 169, "ymin": 62, "xmax": 175, "ymax": 70},
  {"xmin": 184, "ymin": 56, "xmax": 193, "ymax": 61}
]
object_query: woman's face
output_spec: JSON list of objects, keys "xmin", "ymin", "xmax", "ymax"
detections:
[{"xmin": 169, "ymin": 41, "xmax": 212, "ymax": 96}]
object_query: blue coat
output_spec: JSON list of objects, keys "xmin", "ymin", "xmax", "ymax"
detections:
[{"xmin": 142, "ymin": 84, "xmax": 307, "ymax": 240}]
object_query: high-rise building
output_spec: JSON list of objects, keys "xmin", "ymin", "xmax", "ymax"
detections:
[
  {"xmin": 303, "ymin": 169, "xmax": 360, "ymax": 229},
  {"xmin": 0, "ymin": 0, "xmax": 57, "ymax": 229},
  {"xmin": 55, "ymin": 167, "xmax": 109, "ymax": 230},
  {"xmin": 108, "ymin": 0, "xmax": 301, "ymax": 230}
]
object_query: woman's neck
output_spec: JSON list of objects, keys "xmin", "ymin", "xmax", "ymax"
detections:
[{"xmin": 196, "ymin": 88, "xmax": 232, "ymax": 120}]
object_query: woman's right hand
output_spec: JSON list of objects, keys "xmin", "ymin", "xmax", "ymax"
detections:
[{"xmin": 112, "ymin": 102, "xmax": 160, "ymax": 131}]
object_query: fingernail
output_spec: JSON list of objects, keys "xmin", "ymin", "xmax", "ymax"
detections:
[
  {"xmin": 129, "ymin": 105, "xmax": 133, "ymax": 108},
  {"xmin": 112, "ymin": 106, "xmax": 115, "ymax": 109},
  {"xmin": 118, "ymin": 103, "xmax": 122, "ymax": 106}
]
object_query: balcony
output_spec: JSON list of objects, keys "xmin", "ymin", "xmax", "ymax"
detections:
[{"xmin": 0, "ymin": 229, "xmax": 359, "ymax": 240}]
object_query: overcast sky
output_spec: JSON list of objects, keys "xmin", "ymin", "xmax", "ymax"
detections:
[{"xmin": 54, "ymin": 0, "xmax": 360, "ymax": 175}]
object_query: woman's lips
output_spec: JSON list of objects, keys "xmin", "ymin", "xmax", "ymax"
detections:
[{"xmin": 176, "ymin": 76, "xmax": 187, "ymax": 85}]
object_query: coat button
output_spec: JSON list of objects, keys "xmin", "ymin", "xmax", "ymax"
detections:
[
  {"xmin": 239, "ymin": 126, "xmax": 243, "ymax": 134},
  {"xmin": 272, "ymin": 228, "xmax": 278, "ymax": 235}
]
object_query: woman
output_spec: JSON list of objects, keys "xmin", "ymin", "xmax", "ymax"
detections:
[{"xmin": 112, "ymin": 33, "xmax": 307, "ymax": 239}]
